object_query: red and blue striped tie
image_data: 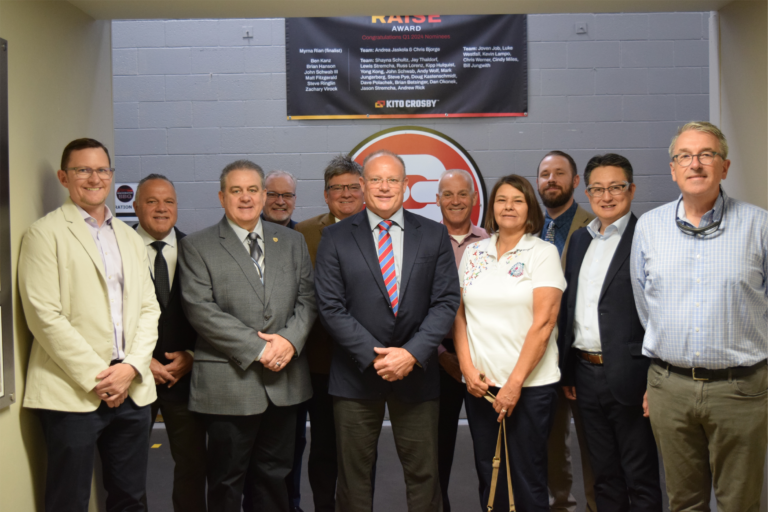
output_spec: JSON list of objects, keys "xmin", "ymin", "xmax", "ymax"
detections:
[{"xmin": 377, "ymin": 220, "xmax": 399, "ymax": 316}]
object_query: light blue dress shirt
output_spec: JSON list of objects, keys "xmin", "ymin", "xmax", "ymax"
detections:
[{"xmin": 630, "ymin": 189, "xmax": 768, "ymax": 369}]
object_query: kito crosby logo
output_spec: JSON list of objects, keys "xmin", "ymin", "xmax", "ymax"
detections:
[{"xmin": 350, "ymin": 127, "xmax": 486, "ymax": 225}]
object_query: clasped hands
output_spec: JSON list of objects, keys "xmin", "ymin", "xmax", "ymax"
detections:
[
  {"xmin": 258, "ymin": 331, "xmax": 295, "ymax": 372},
  {"xmin": 373, "ymin": 346, "xmax": 417, "ymax": 382},
  {"xmin": 93, "ymin": 363, "xmax": 139, "ymax": 409}
]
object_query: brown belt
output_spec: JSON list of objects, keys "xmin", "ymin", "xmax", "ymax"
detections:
[
  {"xmin": 577, "ymin": 350, "xmax": 603, "ymax": 365},
  {"xmin": 652, "ymin": 359, "xmax": 766, "ymax": 382}
]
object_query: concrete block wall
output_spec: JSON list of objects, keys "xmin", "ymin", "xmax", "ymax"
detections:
[{"xmin": 112, "ymin": 14, "xmax": 709, "ymax": 233}]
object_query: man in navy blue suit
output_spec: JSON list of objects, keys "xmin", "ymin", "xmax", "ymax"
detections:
[
  {"xmin": 559, "ymin": 153, "xmax": 661, "ymax": 511},
  {"xmin": 314, "ymin": 150, "xmax": 460, "ymax": 512}
]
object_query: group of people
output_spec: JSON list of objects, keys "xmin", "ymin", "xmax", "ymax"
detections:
[{"xmin": 18, "ymin": 120, "xmax": 767, "ymax": 512}]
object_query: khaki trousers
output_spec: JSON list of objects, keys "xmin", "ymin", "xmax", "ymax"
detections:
[
  {"xmin": 548, "ymin": 386, "xmax": 597, "ymax": 512},
  {"xmin": 647, "ymin": 362, "xmax": 768, "ymax": 512}
]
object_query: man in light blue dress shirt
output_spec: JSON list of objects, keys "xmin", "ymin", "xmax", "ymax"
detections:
[{"xmin": 631, "ymin": 121, "xmax": 768, "ymax": 512}]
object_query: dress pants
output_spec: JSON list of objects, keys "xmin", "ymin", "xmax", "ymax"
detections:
[
  {"xmin": 334, "ymin": 395, "xmax": 441, "ymax": 512},
  {"xmin": 647, "ymin": 361, "xmax": 767, "ymax": 512},
  {"xmin": 306, "ymin": 373, "xmax": 338, "ymax": 512},
  {"xmin": 547, "ymin": 385, "xmax": 597, "ymax": 512},
  {"xmin": 464, "ymin": 384, "xmax": 557, "ymax": 512},
  {"xmin": 149, "ymin": 397, "xmax": 207, "ymax": 512},
  {"xmin": 37, "ymin": 397, "xmax": 152, "ymax": 512},
  {"xmin": 574, "ymin": 358, "xmax": 661, "ymax": 512},
  {"xmin": 437, "ymin": 362, "xmax": 466, "ymax": 512},
  {"xmin": 201, "ymin": 403, "xmax": 297, "ymax": 512}
]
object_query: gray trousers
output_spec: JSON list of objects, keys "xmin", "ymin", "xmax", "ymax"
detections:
[
  {"xmin": 333, "ymin": 396, "xmax": 441, "ymax": 512},
  {"xmin": 647, "ymin": 361, "xmax": 767, "ymax": 512}
]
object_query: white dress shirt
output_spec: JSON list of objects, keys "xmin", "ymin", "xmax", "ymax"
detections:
[
  {"xmin": 137, "ymin": 225, "xmax": 178, "ymax": 287},
  {"xmin": 367, "ymin": 207, "xmax": 404, "ymax": 287},
  {"xmin": 573, "ymin": 212, "xmax": 631, "ymax": 353}
]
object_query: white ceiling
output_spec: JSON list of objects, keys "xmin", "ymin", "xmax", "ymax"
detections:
[{"xmin": 65, "ymin": 0, "xmax": 747, "ymax": 20}]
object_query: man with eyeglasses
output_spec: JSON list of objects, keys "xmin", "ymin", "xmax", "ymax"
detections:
[
  {"xmin": 631, "ymin": 121, "xmax": 768, "ymax": 511},
  {"xmin": 559, "ymin": 154, "xmax": 662, "ymax": 511},
  {"xmin": 315, "ymin": 149, "xmax": 460, "ymax": 511},
  {"xmin": 19, "ymin": 138, "xmax": 161, "ymax": 511},
  {"xmin": 262, "ymin": 170, "xmax": 298, "ymax": 229},
  {"xmin": 294, "ymin": 155, "xmax": 364, "ymax": 512}
]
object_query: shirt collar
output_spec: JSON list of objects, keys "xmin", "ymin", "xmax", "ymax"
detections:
[
  {"xmin": 137, "ymin": 224, "xmax": 177, "ymax": 247},
  {"xmin": 486, "ymin": 232, "xmax": 535, "ymax": 259},
  {"xmin": 227, "ymin": 216, "xmax": 264, "ymax": 243},
  {"xmin": 544, "ymin": 200, "xmax": 578, "ymax": 226},
  {"xmin": 367, "ymin": 207, "xmax": 405, "ymax": 231},
  {"xmin": 439, "ymin": 222, "xmax": 487, "ymax": 240},
  {"xmin": 676, "ymin": 187, "xmax": 726, "ymax": 226},
  {"xmin": 586, "ymin": 211, "xmax": 631, "ymax": 239},
  {"xmin": 74, "ymin": 202, "xmax": 113, "ymax": 227}
]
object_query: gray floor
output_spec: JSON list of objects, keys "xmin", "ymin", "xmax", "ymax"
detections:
[{"xmin": 147, "ymin": 422, "xmax": 669, "ymax": 511}]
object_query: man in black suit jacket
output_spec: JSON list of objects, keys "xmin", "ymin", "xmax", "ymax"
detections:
[
  {"xmin": 134, "ymin": 175, "xmax": 207, "ymax": 512},
  {"xmin": 315, "ymin": 150, "xmax": 460, "ymax": 512},
  {"xmin": 559, "ymin": 154, "xmax": 661, "ymax": 511}
]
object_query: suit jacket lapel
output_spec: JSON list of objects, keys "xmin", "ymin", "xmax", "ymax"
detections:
[
  {"xmin": 398, "ymin": 212, "xmax": 422, "ymax": 302},
  {"xmin": 599, "ymin": 214, "xmax": 636, "ymax": 303},
  {"xmin": 112, "ymin": 220, "xmax": 135, "ymax": 322},
  {"xmin": 351, "ymin": 212, "xmax": 390, "ymax": 301},
  {"xmin": 570, "ymin": 230, "xmax": 592, "ymax": 301},
  {"xmin": 262, "ymin": 222, "xmax": 285, "ymax": 303},
  {"xmin": 218, "ymin": 217, "xmax": 265, "ymax": 304},
  {"xmin": 62, "ymin": 199, "xmax": 107, "ymax": 284}
]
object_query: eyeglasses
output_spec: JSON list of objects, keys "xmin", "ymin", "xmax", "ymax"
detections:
[
  {"xmin": 365, "ymin": 177, "xmax": 403, "ymax": 188},
  {"xmin": 266, "ymin": 191, "xmax": 296, "ymax": 200},
  {"xmin": 66, "ymin": 167, "xmax": 115, "ymax": 180},
  {"xmin": 585, "ymin": 182, "xmax": 630, "ymax": 197},
  {"xmin": 327, "ymin": 184, "xmax": 362, "ymax": 193},
  {"xmin": 672, "ymin": 151, "xmax": 720, "ymax": 167}
]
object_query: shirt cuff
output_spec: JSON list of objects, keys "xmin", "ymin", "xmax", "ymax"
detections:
[
  {"xmin": 255, "ymin": 346, "xmax": 266, "ymax": 363},
  {"xmin": 185, "ymin": 350, "xmax": 195, "ymax": 358},
  {"xmin": 438, "ymin": 344, "xmax": 447, "ymax": 356}
]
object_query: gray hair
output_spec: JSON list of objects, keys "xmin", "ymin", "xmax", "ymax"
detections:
[
  {"xmin": 265, "ymin": 170, "xmax": 297, "ymax": 191},
  {"xmin": 323, "ymin": 155, "xmax": 362, "ymax": 189},
  {"xmin": 362, "ymin": 149, "xmax": 406, "ymax": 176},
  {"xmin": 220, "ymin": 160, "xmax": 264, "ymax": 192},
  {"xmin": 136, "ymin": 173, "xmax": 174, "ymax": 202},
  {"xmin": 438, "ymin": 169, "xmax": 475, "ymax": 193},
  {"xmin": 669, "ymin": 121, "xmax": 729, "ymax": 160}
]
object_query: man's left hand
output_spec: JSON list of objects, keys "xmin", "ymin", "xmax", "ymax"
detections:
[
  {"xmin": 258, "ymin": 332, "xmax": 296, "ymax": 372},
  {"xmin": 94, "ymin": 364, "xmax": 139, "ymax": 402},
  {"xmin": 164, "ymin": 351, "xmax": 194, "ymax": 388},
  {"xmin": 373, "ymin": 347, "xmax": 417, "ymax": 382}
]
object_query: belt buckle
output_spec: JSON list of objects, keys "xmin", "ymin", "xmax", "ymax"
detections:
[{"xmin": 692, "ymin": 368, "xmax": 709, "ymax": 381}]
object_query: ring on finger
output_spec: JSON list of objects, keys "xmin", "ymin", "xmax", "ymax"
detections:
[
  {"xmin": 501, "ymin": 408, "xmax": 507, "ymax": 413},
  {"xmin": 275, "ymin": 361, "xmax": 282, "ymax": 367}
]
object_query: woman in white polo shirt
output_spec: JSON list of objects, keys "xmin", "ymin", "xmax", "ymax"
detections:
[{"xmin": 455, "ymin": 174, "xmax": 566, "ymax": 512}]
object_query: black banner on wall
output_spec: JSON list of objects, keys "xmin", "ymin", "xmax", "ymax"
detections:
[{"xmin": 285, "ymin": 15, "xmax": 527, "ymax": 120}]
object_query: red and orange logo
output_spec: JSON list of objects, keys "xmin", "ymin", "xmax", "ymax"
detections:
[{"xmin": 375, "ymin": 101, "xmax": 386, "ymax": 108}]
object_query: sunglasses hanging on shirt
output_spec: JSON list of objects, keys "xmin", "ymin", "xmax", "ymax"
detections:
[{"xmin": 675, "ymin": 190, "xmax": 725, "ymax": 237}]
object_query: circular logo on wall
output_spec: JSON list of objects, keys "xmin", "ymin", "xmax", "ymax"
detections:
[
  {"xmin": 116, "ymin": 185, "xmax": 135, "ymax": 203},
  {"xmin": 350, "ymin": 127, "xmax": 486, "ymax": 225}
]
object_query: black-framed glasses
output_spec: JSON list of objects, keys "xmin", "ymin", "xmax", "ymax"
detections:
[
  {"xmin": 672, "ymin": 151, "xmax": 720, "ymax": 167},
  {"xmin": 65, "ymin": 166, "xmax": 115, "ymax": 179},
  {"xmin": 326, "ymin": 184, "xmax": 362, "ymax": 193},
  {"xmin": 266, "ymin": 191, "xmax": 296, "ymax": 200},
  {"xmin": 585, "ymin": 182, "xmax": 630, "ymax": 197}
]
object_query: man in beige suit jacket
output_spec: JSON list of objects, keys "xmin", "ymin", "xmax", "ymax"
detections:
[
  {"xmin": 19, "ymin": 138, "xmax": 161, "ymax": 512},
  {"xmin": 536, "ymin": 150, "xmax": 596, "ymax": 512}
]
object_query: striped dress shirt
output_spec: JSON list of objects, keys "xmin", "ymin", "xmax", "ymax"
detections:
[{"xmin": 630, "ymin": 189, "xmax": 768, "ymax": 369}]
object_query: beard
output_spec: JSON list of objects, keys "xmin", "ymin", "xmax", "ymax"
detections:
[{"xmin": 539, "ymin": 184, "xmax": 574, "ymax": 209}]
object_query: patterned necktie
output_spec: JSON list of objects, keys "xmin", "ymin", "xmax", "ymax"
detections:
[
  {"xmin": 247, "ymin": 232, "xmax": 264, "ymax": 282},
  {"xmin": 544, "ymin": 220, "xmax": 556, "ymax": 245},
  {"xmin": 377, "ymin": 220, "xmax": 399, "ymax": 316},
  {"xmin": 150, "ymin": 241, "xmax": 170, "ymax": 308}
]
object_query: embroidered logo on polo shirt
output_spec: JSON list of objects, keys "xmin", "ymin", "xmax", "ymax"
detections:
[{"xmin": 509, "ymin": 262, "xmax": 525, "ymax": 278}]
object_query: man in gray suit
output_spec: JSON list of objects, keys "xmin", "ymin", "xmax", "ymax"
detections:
[{"xmin": 179, "ymin": 159, "xmax": 316, "ymax": 512}]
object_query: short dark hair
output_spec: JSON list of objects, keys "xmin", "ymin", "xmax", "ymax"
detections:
[
  {"xmin": 136, "ymin": 174, "xmax": 174, "ymax": 202},
  {"xmin": 220, "ymin": 160, "xmax": 264, "ymax": 192},
  {"xmin": 584, "ymin": 154, "xmax": 634, "ymax": 185},
  {"xmin": 362, "ymin": 150, "xmax": 406, "ymax": 176},
  {"xmin": 538, "ymin": 150, "xmax": 578, "ymax": 177},
  {"xmin": 324, "ymin": 155, "xmax": 363, "ymax": 189},
  {"xmin": 60, "ymin": 138, "xmax": 111, "ymax": 170},
  {"xmin": 484, "ymin": 175, "xmax": 544, "ymax": 235}
]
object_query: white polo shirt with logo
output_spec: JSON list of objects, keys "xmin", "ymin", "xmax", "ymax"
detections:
[{"xmin": 458, "ymin": 233, "xmax": 567, "ymax": 387}]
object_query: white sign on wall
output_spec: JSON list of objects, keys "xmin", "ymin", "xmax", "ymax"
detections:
[{"xmin": 115, "ymin": 182, "xmax": 139, "ymax": 222}]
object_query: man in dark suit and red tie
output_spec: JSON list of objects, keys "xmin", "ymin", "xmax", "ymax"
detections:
[{"xmin": 314, "ymin": 150, "xmax": 460, "ymax": 512}]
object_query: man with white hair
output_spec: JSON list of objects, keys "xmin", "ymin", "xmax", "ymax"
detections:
[{"xmin": 262, "ymin": 170, "xmax": 298, "ymax": 229}]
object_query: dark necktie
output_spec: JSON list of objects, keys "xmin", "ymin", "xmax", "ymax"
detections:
[
  {"xmin": 247, "ymin": 232, "xmax": 264, "ymax": 281},
  {"xmin": 151, "ymin": 241, "xmax": 170, "ymax": 308},
  {"xmin": 544, "ymin": 220, "xmax": 556, "ymax": 245}
]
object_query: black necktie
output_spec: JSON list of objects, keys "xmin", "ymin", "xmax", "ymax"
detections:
[{"xmin": 151, "ymin": 241, "xmax": 170, "ymax": 308}]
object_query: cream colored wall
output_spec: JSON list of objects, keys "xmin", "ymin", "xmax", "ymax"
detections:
[
  {"xmin": 717, "ymin": 0, "xmax": 767, "ymax": 209},
  {"xmin": 0, "ymin": 2, "xmax": 113, "ymax": 511}
]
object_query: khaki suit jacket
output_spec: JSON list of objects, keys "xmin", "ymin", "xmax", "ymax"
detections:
[
  {"xmin": 560, "ymin": 204, "xmax": 594, "ymax": 270},
  {"xmin": 19, "ymin": 198, "xmax": 161, "ymax": 412}
]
